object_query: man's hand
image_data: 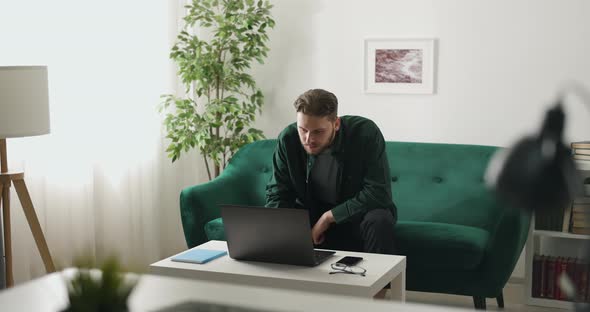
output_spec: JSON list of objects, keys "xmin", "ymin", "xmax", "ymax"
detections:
[{"xmin": 311, "ymin": 210, "xmax": 335, "ymax": 245}]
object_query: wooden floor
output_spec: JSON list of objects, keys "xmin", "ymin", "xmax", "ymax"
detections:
[{"xmin": 403, "ymin": 282, "xmax": 569, "ymax": 311}]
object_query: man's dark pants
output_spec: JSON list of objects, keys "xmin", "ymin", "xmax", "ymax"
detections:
[{"xmin": 318, "ymin": 208, "xmax": 396, "ymax": 255}]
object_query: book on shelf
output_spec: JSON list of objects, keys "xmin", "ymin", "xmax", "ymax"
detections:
[
  {"xmin": 577, "ymin": 260, "xmax": 589, "ymax": 302},
  {"xmin": 558, "ymin": 258, "xmax": 572, "ymax": 300},
  {"xmin": 557, "ymin": 257, "xmax": 569, "ymax": 300},
  {"xmin": 572, "ymin": 141, "xmax": 590, "ymax": 149},
  {"xmin": 572, "ymin": 214, "xmax": 590, "ymax": 226},
  {"xmin": 573, "ymin": 210, "xmax": 590, "ymax": 217},
  {"xmin": 566, "ymin": 258, "xmax": 577, "ymax": 300},
  {"xmin": 532, "ymin": 254, "xmax": 542, "ymax": 297},
  {"xmin": 574, "ymin": 148, "xmax": 590, "ymax": 156},
  {"xmin": 540, "ymin": 255, "xmax": 547, "ymax": 298},
  {"xmin": 571, "ymin": 205, "xmax": 590, "ymax": 234},
  {"xmin": 574, "ymin": 154, "xmax": 590, "ymax": 161},
  {"xmin": 546, "ymin": 256, "xmax": 556, "ymax": 299},
  {"xmin": 570, "ymin": 220, "xmax": 590, "ymax": 230},
  {"xmin": 553, "ymin": 257, "xmax": 565, "ymax": 300},
  {"xmin": 572, "ymin": 207, "xmax": 590, "ymax": 217},
  {"xmin": 572, "ymin": 227, "xmax": 590, "ymax": 235},
  {"xmin": 573, "ymin": 204, "xmax": 590, "ymax": 214}
]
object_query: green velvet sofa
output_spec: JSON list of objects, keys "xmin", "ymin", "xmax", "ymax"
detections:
[{"xmin": 179, "ymin": 139, "xmax": 531, "ymax": 310}]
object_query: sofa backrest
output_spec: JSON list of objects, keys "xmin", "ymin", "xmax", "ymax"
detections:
[
  {"xmin": 225, "ymin": 139, "xmax": 503, "ymax": 231},
  {"xmin": 387, "ymin": 142, "xmax": 503, "ymax": 231},
  {"xmin": 222, "ymin": 139, "xmax": 277, "ymax": 206}
]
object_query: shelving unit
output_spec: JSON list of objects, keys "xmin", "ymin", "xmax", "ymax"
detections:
[
  {"xmin": 523, "ymin": 159, "xmax": 590, "ymax": 309},
  {"xmin": 524, "ymin": 215, "xmax": 589, "ymax": 309}
]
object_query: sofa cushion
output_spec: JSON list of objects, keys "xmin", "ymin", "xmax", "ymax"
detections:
[
  {"xmin": 205, "ymin": 218, "xmax": 488, "ymax": 271},
  {"xmin": 395, "ymin": 221, "xmax": 489, "ymax": 270}
]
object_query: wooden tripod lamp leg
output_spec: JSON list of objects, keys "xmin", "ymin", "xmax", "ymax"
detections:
[
  {"xmin": 12, "ymin": 178, "xmax": 55, "ymax": 273},
  {"xmin": 1, "ymin": 180, "xmax": 13, "ymax": 287}
]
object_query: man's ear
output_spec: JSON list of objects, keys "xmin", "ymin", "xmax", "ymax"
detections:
[{"xmin": 334, "ymin": 117, "xmax": 341, "ymax": 131}]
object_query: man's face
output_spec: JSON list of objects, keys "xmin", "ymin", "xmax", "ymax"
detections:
[{"xmin": 296, "ymin": 112, "xmax": 340, "ymax": 155}]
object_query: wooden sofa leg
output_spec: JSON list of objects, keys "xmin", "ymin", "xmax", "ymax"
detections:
[
  {"xmin": 472, "ymin": 296, "xmax": 486, "ymax": 310},
  {"xmin": 496, "ymin": 291, "xmax": 504, "ymax": 308}
]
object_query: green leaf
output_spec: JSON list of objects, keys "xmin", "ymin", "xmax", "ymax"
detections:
[{"xmin": 158, "ymin": 0, "xmax": 273, "ymax": 180}]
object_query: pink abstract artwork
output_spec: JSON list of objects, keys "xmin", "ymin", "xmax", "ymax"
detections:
[{"xmin": 375, "ymin": 49, "xmax": 423, "ymax": 83}]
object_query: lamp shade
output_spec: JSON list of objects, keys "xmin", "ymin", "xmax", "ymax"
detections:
[{"xmin": 0, "ymin": 66, "xmax": 50, "ymax": 138}]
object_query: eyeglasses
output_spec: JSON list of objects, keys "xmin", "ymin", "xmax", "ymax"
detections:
[{"xmin": 330, "ymin": 263, "xmax": 366, "ymax": 276}]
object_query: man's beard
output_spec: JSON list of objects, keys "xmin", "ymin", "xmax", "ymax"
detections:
[{"xmin": 304, "ymin": 126, "xmax": 337, "ymax": 155}]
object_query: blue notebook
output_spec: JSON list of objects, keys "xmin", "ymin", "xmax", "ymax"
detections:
[{"xmin": 171, "ymin": 249, "xmax": 227, "ymax": 264}]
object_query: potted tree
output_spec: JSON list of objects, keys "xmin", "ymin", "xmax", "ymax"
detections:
[{"xmin": 160, "ymin": 0, "xmax": 275, "ymax": 180}]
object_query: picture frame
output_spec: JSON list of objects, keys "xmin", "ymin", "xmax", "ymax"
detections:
[{"xmin": 363, "ymin": 38, "xmax": 435, "ymax": 94}]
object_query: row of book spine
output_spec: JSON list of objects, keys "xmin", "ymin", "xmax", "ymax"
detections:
[
  {"xmin": 570, "ymin": 141, "xmax": 590, "ymax": 234},
  {"xmin": 568, "ymin": 202, "xmax": 590, "ymax": 235},
  {"xmin": 532, "ymin": 255, "xmax": 589, "ymax": 302}
]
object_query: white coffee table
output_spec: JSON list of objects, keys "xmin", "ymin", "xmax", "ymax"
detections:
[
  {"xmin": 150, "ymin": 240, "xmax": 406, "ymax": 301},
  {"xmin": 1, "ymin": 269, "xmax": 465, "ymax": 312}
]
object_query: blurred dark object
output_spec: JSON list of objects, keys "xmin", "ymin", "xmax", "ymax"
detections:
[
  {"xmin": 486, "ymin": 86, "xmax": 590, "ymax": 311},
  {"xmin": 490, "ymin": 104, "xmax": 580, "ymax": 214}
]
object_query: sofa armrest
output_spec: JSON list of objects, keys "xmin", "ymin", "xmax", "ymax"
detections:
[
  {"xmin": 479, "ymin": 207, "xmax": 531, "ymax": 295},
  {"xmin": 179, "ymin": 173, "xmax": 249, "ymax": 248}
]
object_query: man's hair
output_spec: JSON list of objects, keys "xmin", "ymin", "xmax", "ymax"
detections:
[{"xmin": 293, "ymin": 89, "xmax": 338, "ymax": 120}]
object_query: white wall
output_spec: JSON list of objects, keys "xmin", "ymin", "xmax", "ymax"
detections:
[
  {"xmin": 255, "ymin": 0, "xmax": 590, "ymax": 145},
  {"xmin": 253, "ymin": 0, "xmax": 590, "ymax": 279},
  {"xmin": 0, "ymin": 0, "xmax": 195, "ymax": 283}
]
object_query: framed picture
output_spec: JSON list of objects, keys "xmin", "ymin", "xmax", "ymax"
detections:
[{"xmin": 363, "ymin": 38, "xmax": 435, "ymax": 94}]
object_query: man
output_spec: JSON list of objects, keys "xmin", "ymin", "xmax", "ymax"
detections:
[{"xmin": 265, "ymin": 89, "xmax": 396, "ymax": 256}]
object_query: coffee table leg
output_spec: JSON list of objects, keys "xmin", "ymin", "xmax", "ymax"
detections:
[{"xmin": 389, "ymin": 269, "xmax": 406, "ymax": 302}]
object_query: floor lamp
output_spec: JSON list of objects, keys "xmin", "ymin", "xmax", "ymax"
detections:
[{"xmin": 0, "ymin": 66, "xmax": 55, "ymax": 288}]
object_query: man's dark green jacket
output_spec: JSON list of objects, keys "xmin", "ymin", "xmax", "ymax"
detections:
[{"xmin": 265, "ymin": 115, "xmax": 396, "ymax": 224}]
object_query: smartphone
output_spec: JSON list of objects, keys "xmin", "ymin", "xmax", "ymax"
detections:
[{"xmin": 336, "ymin": 256, "xmax": 363, "ymax": 266}]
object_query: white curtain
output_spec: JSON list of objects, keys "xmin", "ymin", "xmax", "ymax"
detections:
[{"xmin": 0, "ymin": 0, "xmax": 207, "ymax": 284}]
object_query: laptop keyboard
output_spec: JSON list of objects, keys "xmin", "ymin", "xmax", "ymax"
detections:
[{"xmin": 313, "ymin": 250, "xmax": 335, "ymax": 264}]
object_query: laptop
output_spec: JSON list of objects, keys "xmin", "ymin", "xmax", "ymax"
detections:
[{"xmin": 220, "ymin": 205, "xmax": 335, "ymax": 266}]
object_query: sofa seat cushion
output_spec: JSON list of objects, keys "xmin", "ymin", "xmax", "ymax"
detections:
[
  {"xmin": 395, "ymin": 221, "xmax": 489, "ymax": 270},
  {"xmin": 204, "ymin": 218, "xmax": 489, "ymax": 271}
]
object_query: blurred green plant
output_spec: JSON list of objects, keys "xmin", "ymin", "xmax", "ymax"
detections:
[
  {"xmin": 159, "ymin": 0, "xmax": 275, "ymax": 180},
  {"xmin": 63, "ymin": 256, "xmax": 136, "ymax": 312}
]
